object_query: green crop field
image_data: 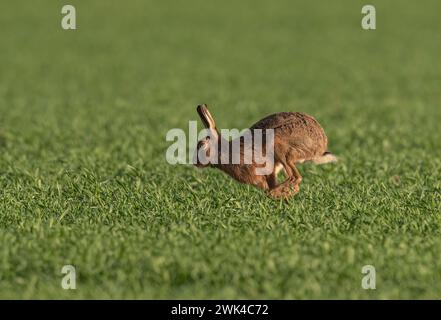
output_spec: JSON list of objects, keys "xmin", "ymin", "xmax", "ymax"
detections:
[{"xmin": 0, "ymin": 0, "xmax": 440, "ymax": 299}]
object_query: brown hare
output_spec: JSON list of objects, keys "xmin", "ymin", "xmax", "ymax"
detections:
[{"xmin": 194, "ymin": 104, "xmax": 336, "ymax": 199}]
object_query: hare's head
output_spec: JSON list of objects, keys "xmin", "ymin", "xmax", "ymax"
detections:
[{"xmin": 194, "ymin": 104, "xmax": 220, "ymax": 168}]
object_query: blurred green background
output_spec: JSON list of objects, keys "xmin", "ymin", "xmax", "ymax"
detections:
[{"xmin": 0, "ymin": 0, "xmax": 440, "ymax": 298}]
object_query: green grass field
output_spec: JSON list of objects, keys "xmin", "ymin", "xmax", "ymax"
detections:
[{"xmin": 0, "ymin": 0, "xmax": 440, "ymax": 299}]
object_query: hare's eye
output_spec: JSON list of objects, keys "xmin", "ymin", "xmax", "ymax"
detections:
[{"xmin": 197, "ymin": 140, "xmax": 207, "ymax": 150}]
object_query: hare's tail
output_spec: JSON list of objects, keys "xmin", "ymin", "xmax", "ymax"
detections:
[{"xmin": 312, "ymin": 151, "xmax": 337, "ymax": 165}]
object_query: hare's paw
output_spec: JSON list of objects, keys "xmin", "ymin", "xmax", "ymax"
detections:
[
  {"xmin": 267, "ymin": 183, "xmax": 299, "ymax": 199},
  {"xmin": 267, "ymin": 188, "xmax": 283, "ymax": 199}
]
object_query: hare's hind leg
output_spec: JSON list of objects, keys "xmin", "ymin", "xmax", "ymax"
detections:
[
  {"xmin": 267, "ymin": 161, "xmax": 301, "ymax": 199},
  {"xmin": 287, "ymin": 161, "xmax": 302, "ymax": 185}
]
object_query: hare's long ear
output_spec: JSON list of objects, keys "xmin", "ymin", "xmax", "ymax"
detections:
[
  {"xmin": 197, "ymin": 104, "xmax": 217, "ymax": 130},
  {"xmin": 197, "ymin": 104, "xmax": 219, "ymax": 140}
]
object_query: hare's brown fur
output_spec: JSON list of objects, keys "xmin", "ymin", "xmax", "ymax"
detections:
[{"xmin": 194, "ymin": 105, "xmax": 336, "ymax": 199}]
